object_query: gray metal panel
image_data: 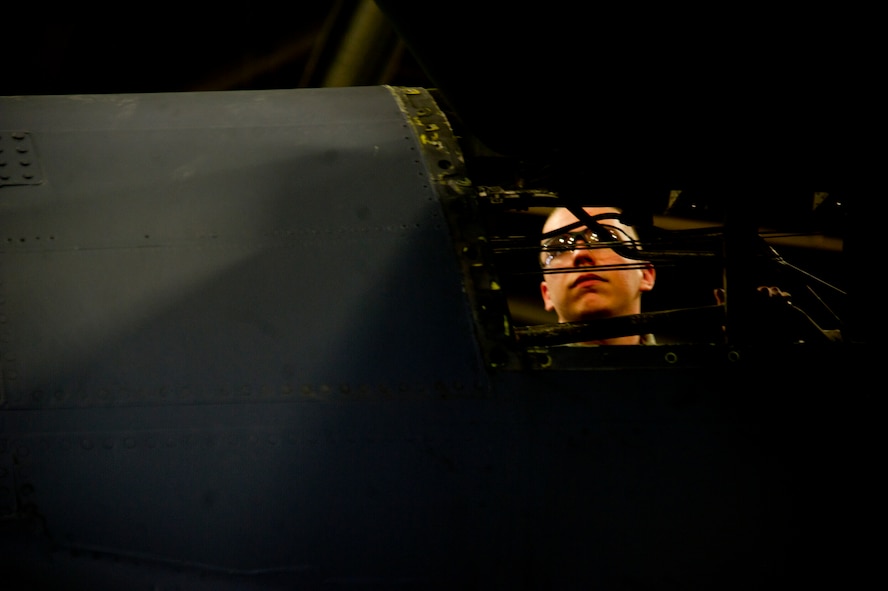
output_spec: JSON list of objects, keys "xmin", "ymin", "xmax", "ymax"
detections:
[
  {"xmin": 0, "ymin": 86, "xmax": 496, "ymax": 586},
  {"xmin": 0, "ymin": 87, "xmax": 486, "ymax": 406}
]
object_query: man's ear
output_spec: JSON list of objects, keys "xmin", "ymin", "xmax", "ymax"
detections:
[
  {"xmin": 639, "ymin": 263, "xmax": 656, "ymax": 292},
  {"xmin": 540, "ymin": 280, "xmax": 555, "ymax": 312}
]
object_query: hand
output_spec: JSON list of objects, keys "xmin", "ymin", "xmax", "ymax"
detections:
[
  {"xmin": 712, "ymin": 286, "xmax": 792, "ymax": 306},
  {"xmin": 755, "ymin": 285, "xmax": 792, "ymax": 305},
  {"xmin": 713, "ymin": 285, "xmax": 834, "ymax": 343}
]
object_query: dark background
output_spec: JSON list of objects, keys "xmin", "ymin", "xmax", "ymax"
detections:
[{"xmin": 2, "ymin": 5, "xmax": 430, "ymax": 96}]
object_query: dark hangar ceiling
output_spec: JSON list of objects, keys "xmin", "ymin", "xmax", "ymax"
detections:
[{"xmin": 2, "ymin": 2, "xmax": 431, "ymax": 96}]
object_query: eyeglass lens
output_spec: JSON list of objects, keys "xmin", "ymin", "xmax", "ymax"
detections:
[{"xmin": 541, "ymin": 225, "xmax": 629, "ymax": 266}]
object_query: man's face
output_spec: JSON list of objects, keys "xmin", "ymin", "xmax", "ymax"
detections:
[{"xmin": 539, "ymin": 207, "xmax": 655, "ymax": 322}]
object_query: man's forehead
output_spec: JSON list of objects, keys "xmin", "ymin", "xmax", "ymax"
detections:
[{"xmin": 543, "ymin": 207, "xmax": 623, "ymax": 232}]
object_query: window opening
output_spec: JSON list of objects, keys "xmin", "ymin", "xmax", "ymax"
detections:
[{"xmin": 468, "ymin": 186, "xmax": 848, "ymax": 368}]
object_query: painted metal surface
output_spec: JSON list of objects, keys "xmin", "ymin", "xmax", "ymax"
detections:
[{"xmin": 0, "ymin": 87, "xmax": 484, "ymax": 403}]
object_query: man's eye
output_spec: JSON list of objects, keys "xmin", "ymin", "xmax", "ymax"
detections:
[
  {"xmin": 546, "ymin": 237, "xmax": 573, "ymax": 251},
  {"xmin": 551, "ymin": 236, "xmax": 576, "ymax": 251},
  {"xmin": 597, "ymin": 227, "xmax": 624, "ymax": 243}
]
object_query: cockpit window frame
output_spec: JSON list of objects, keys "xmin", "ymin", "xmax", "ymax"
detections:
[{"xmin": 397, "ymin": 86, "xmax": 853, "ymax": 373}]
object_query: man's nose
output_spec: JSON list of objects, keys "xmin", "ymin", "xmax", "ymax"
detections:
[{"xmin": 569, "ymin": 240, "xmax": 599, "ymax": 264}]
